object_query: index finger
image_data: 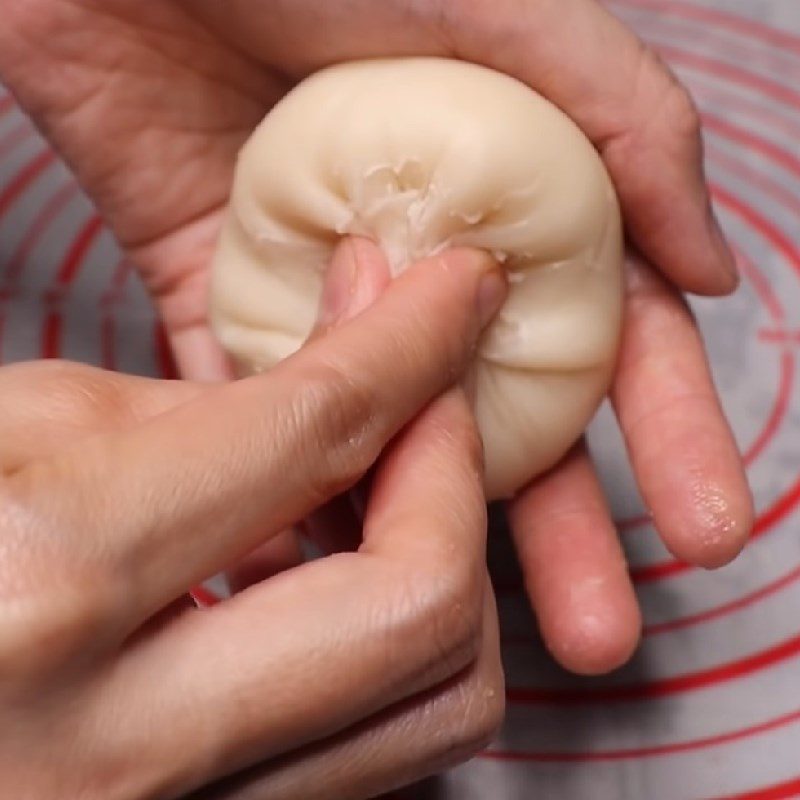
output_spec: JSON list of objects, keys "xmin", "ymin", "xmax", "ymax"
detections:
[
  {"xmin": 454, "ymin": 0, "xmax": 737, "ymax": 295},
  {"xmin": 6, "ymin": 246, "xmax": 505, "ymax": 632}
]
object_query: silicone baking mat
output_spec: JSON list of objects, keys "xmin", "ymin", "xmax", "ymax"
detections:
[{"xmin": 1, "ymin": 2, "xmax": 798, "ymax": 798}]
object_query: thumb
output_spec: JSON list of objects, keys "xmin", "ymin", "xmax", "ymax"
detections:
[{"xmin": 311, "ymin": 236, "xmax": 392, "ymax": 339}]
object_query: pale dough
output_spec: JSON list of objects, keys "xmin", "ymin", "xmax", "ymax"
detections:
[{"xmin": 210, "ymin": 58, "xmax": 624, "ymax": 499}]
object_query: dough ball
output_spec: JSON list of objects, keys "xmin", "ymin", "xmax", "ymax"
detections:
[{"xmin": 210, "ymin": 57, "xmax": 624, "ymax": 499}]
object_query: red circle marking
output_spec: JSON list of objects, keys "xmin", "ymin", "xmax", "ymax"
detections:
[
  {"xmin": 507, "ymin": 629, "xmax": 800, "ymax": 707},
  {"xmin": 54, "ymin": 214, "xmax": 104, "ymax": 286},
  {"xmin": 0, "ymin": 94, "xmax": 15, "ymax": 118},
  {"xmin": 703, "ymin": 124, "xmax": 800, "ymax": 207},
  {"xmin": 481, "ymin": 706, "xmax": 800, "ymax": 763},
  {"xmin": 690, "ymin": 80, "xmax": 800, "ymax": 142},
  {"xmin": 606, "ymin": 0, "xmax": 800, "ymax": 58},
  {"xmin": 654, "ymin": 44, "xmax": 800, "ymax": 109},
  {"xmin": 731, "ymin": 261, "xmax": 790, "ymax": 467},
  {"xmin": 0, "ymin": 121, "xmax": 33, "ymax": 162},
  {"xmin": 615, "ymin": 7, "xmax": 800, "ymax": 84},
  {"xmin": 0, "ymin": 181, "xmax": 81, "ymax": 359},
  {"xmin": 189, "ymin": 586, "xmax": 222, "ymax": 608},
  {"xmin": 154, "ymin": 321, "xmax": 179, "ymax": 379},
  {"xmin": 714, "ymin": 776, "xmax": 800, "ymax": 800},
  {"xmin": 704, "ymin": 114, "xmax": 800, "ymax": 180},
  {"xmin": 40, "ymin": 214, "xmax": 105, "ymax": 359},
  {"xmin": 0, "ymin": 149, "xmax": 56, "ymax": 219},
  {"xmin": 100, "ymin": 258, "xmax": 133, "ymax": 371},
  {"xmin": 2, "ymin": 181, "xmax": 80, "ymax": 286}
]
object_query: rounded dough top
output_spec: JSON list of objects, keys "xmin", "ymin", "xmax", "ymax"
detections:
[{"xmin": 210, "ymin": 57, "xmax": 624, "ymax": 499}]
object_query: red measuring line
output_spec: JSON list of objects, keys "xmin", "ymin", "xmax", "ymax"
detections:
[
  {"xmin": 506, "ymin": 628, "xmax": 800, "ymax": 706},
  {"xmin": 705, "ymin": 146, "xmax": 800, "ymax": 228},
  {"xmin": 0, "ymin": 121, "xmax": 32, "ymax": 162},
  {"xmin": 189, "ymin": 585, "xmax": 222, "ymax": 608},
  {"xmin": 99, "ymin": 257, "xmax": 133, "ymax": 371},
  {"xmin": 704, "ymin": 114, "xmax": 800, "ymax": 180},
  {"xmin": 619, "ymin": 10, "xmax": 800, "ymax": 88},
  {"xmin": 154, "ymin": 321, "xmax": 179, "ymax": 380},
  {"xmin": 656, "ymin": 44, "xmax": 800, "ymax": 110},
  {"xmin": 607, "ymin": 0, "xmax": 800, "ymax": 58},
  {"xmin": 0, "ymin": 149, "xmax": 55, "ymax": 218},
  {"xmin": 482, "ymin": 706, "xmax": 800, "ymax": 763},
  {"xmin": 714, "ymin": 775, "xmax": 800, "ymax": 800},
  {"xmin": 691, "ymin": 80, "xmax": 800, "ymax": 143},
  {"xmin": 2, "ymin": 181, "xmax": 81, "ymax": 287},
  {"xmin": 759, "ymin": 329, "xmax": 800, "ymax": 346},
  {"xmin": 40, "ymin": 214, "xmax": 104, "ymax": 359},
  {"xmin": 0, "ymin": 94, "xmax": 15, "ymax": 118}
]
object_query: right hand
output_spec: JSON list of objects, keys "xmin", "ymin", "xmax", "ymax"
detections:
[{"xmin": 0, "ymin": 245, "xmax": 506, "ymax": 799}]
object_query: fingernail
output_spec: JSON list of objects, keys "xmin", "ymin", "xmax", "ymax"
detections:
[
  {"xmin": 476, "ymin": 268, "xmax": 508, "ymax": 328},
  {"xmin": 316, "ymin": 238, "xmax": 392, "ymax": 334},
  {"xmin": 316, "ymin": 240, "xmax": 359, "ymax": 330}
]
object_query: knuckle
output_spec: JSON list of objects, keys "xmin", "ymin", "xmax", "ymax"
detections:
[
  {"xmin": 55, "ymin": 366, "xmax": 133, "ymax": 425},
  {"xmin": 638, "ymin": 47, "xmax": 701, "ymax": 144},
  {"xmin": 412, "ymin": 559, "xmax": 485, "ymax": 672},
  {"xmin": 0, "ymin": 489, "xmax": 116, "ymax": 677},
  {"xmin": 662, "ymin": 79, "xmax": 701, "ymax": 142},
  {"xmin": 5, "ymin": 586, "xmax": 106, "ymax": 675},
  {"xmin": 18, "ymin": 360, "xmax": 134, "ymax": 429}
]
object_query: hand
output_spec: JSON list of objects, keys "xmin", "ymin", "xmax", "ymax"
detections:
[
  {"xmin": 0, "ymin": 0, "xmax": 753, "ymax": 673},
  {"xmin": 0, "ymin": 249, "xmax": 506, "ymax": 800}
]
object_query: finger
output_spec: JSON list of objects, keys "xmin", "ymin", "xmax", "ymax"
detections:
[
  {"xmin": 9, "ymin": 249, "xmax": 506, "ymax": 630},
  {"xmin": 301, "ymin": 238, "xmax": 388, "ymax": 556},
  {"xmin": 507, "ymin": 443, "xmax": 641, "ymax": 675},
  {"xmin": 91, "ymin": 388, "xmax": 492, "ymax": 796},
  {"xmin": 227, "ymin": 237, "xmax": 390, "ymax": 588},
  {"xmin": 226, "ymin": 530, "xmax": 306, "ymax": 594},
  {"xmin": 611, "ymin": 257, "xmax": 753, "ymax": 568},
  {"xmin": 0, "ymin": 360, "xmax": 208, "ymax": 469},
  {"xmin": 169, "ymin": 322, "xmax": 237, "ymax": 383},
  {"xmin": 191, "ymin": 585, "xmax": 503, "ymax": 800},
  {"xmin": 455, "ymin": 0, "xmax": 738, "ymax": 295},
  {"xmin": 310, "ymin": 236, "xmax": 392, "ymax": 337}
]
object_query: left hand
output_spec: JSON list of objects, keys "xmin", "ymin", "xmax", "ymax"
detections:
[{"xmin": 0, "ymin": 0, "xmax": 753, "ymax": 674}]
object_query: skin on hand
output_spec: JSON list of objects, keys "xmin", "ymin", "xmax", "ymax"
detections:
[
  {"xmin": 0, "ymin": 0, "xmax": 753, "ymax": 675},
  {"xmin": 0, "ymin": 246, "xmax": 507, "ymax": 800}
]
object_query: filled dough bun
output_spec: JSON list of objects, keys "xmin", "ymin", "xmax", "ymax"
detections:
[{"xmin": 210, "ymin": 58, "xmax": 624, "ymax": 499}]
